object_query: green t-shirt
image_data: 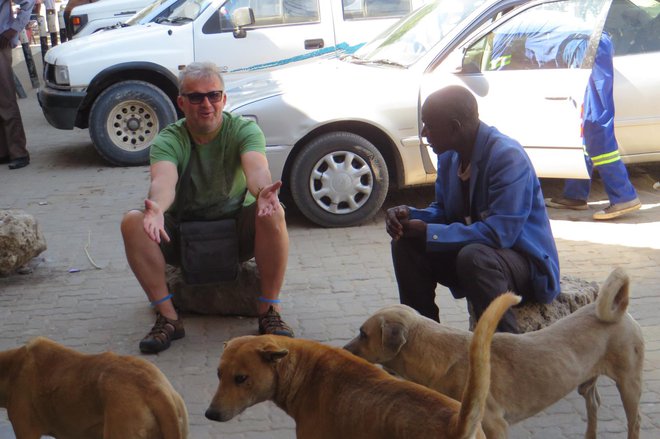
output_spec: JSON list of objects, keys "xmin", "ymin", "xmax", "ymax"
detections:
[{"xmin": 150, "ymin": 112, "xmax": 266, "ymax": 220}]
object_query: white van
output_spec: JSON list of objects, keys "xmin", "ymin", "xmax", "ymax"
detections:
[
  {"xmin": 68, "ymin": 0, "xmax": 155, "ymax": 38},
  {"xmin": 38, "ymin": 0, "xmax": 430, "ymax": 166}
]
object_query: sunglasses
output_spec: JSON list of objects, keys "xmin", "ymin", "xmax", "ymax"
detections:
[{"xmin": 181, "ymin": 90, "xmax": 224, "ymax": 104}]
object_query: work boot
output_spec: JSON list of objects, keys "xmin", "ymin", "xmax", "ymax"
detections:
[{"xmin": 139, "ymin": 313, "xmax": 185, "ymax": 354}]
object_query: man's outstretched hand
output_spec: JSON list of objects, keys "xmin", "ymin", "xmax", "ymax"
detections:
[
  {"xmin": 143, "ymin": 199, "xmax": 170, "ymax": 244},
  {"xmin": 257, "ymin": 181, "xmax": 283, "ymax": 217}
]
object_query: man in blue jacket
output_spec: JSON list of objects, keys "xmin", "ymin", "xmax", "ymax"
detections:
[{"xmin": 386, "ymin": 85, "xmax": 560, "ymax": 333}]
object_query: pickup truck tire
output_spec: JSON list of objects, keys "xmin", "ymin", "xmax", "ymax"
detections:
[
  {"xmin": 290, "ymin": 132, "xmax": 389, "ymax": 228},
  {"xmin": 89, "ymin": 80, "xmax": 176, "ymax": 166}
]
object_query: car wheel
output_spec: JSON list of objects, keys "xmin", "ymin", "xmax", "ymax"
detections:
[
  {"xmin": 89, "ymin": 80, "xmax": 176, "ymax": 166},
  {"xmin": 290, "ymin": 132, "xmax": 389, "ymax": 227}
]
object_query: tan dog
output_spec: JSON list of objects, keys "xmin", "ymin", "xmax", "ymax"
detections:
[
  {"xmin": 344, "ymin": 267, "xmax": 644, "ymax": 439},
  {"xmin": 206, "ymin": 293, "xmax": 521, "ymax": 439},
  {"xmin": 0, "ymin": 337, "xmax": 189, "ymax": 439}
]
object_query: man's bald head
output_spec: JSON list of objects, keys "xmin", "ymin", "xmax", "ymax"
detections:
[
  {"xmin": 421, "ymin": 86, "xmax": 480, "ymax": 158},
  {"xmin": 422, "ymin": 85, "xmax": 479, "ymax": 125}
]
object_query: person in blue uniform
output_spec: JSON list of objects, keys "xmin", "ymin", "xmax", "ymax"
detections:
[{"xmin": 546, "ymin": 32, "xmax": 640, "ymax": 220}]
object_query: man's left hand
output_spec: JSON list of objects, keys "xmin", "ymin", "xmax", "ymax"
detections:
[{"xmin": 256, "ymin": 181, "xmax": 282, "ymax": 217}]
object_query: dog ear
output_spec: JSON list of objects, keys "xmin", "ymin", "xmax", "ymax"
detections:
[
  {"xmin": 381, "ymin": 320, "xmax": 407, "ymax": 357},
  {"xmin": 258, "ymin": 347, "xmax": 289, "ymax": 363}
]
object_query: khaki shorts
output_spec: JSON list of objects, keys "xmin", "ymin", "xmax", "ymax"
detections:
[{"xmin": 160, "ymin": 203, "xmax": 257, "ymax": 266}]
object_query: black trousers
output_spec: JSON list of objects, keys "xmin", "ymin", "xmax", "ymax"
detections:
[{"xmin": 391, "ymin": 239, "xmax": 535, "ymax": 333}]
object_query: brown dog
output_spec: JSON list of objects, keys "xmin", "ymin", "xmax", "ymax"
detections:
[
  {"xmin": 344, "ymin": 267, "xmax": 644, "ymax": 439},
  {"xmin": 205, "ymin": 292, "xmax": 520, "ymax": 439},
  {"xmin": 0, "ymin": 337, "xmax": 189, "ymax": 439}
]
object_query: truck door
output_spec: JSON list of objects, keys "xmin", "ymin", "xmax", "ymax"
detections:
[{"xmin": 193, "ymin": 0, "xmax": 336, "ymax": 76}]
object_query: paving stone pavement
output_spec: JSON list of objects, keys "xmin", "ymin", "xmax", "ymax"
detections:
[{"xmin": 1, "ymin": 48, "xmax": 659, "ymax": 438}]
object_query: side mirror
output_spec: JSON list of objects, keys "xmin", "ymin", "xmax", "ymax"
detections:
[{"xmin": 232, "ymin": 7, "xmax": 255, "ymax": 39}]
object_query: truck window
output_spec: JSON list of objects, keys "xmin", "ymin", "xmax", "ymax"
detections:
[
  {"xmin": 208, "ymin": 0, "xmax": 319, "ymax": 34},
  {"xmin": 342, "ymin": 0, "xmax": 412, "ymax": 20}
]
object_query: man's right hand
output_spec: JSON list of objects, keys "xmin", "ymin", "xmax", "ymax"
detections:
[
  {"xmin": 143, "ymin": 199, "xmax": 170, "ymax": 244},
  {"xmin": 385, "ymin": 205, "xmax": 410, "ymax": 240}
]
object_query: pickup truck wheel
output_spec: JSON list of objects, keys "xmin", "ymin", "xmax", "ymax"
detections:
[
  {"xmin": 89, "ymin": 80, "xmax": 176, "ymax": 166},
  {"xmin": 290, "ymin": 132, "xmax": 389, "ymax": 228}
]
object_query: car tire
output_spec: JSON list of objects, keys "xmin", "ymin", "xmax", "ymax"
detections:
[
  {"xmin": 89, "ymin": 80, "xmax": 176, "ymax": 166},
  {"xmin": 290, "ymin": 132, "xmax": 389, "ymax": 227}
]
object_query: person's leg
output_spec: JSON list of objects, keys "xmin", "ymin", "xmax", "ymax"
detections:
[
  {"xmin": 391, "ymin": 236, "xmax": 459, "ymax": 322},
  {"xmin": 238, "ymin": 202, "xmax": 293, "ymax": 336},
  {"xmin": 121, "ymin": 210, "xmax": 184, "ymax": 353},
  {"xmin": 456, "ymin": 243, "xmax": 534, "ymax": 333},
  {"xmin": 0, "ymin": 49, "xmax": 29, "ymax": 165}
]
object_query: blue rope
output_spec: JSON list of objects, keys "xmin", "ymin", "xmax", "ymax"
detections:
[{"xmin": 257, "ymin": 296, "xmax": 281, "ymax": 304}]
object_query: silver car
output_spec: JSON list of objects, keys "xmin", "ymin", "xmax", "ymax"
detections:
[{"xmin": 227, "ymin": 0, "xmax": 660, "ymax": 227}]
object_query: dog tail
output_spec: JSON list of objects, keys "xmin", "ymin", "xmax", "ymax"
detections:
[
  {"xmin": 595, "ymin": 267, "xmax": 630, "ymax": 323},
  {"xmin": 453, "ymin": 292, "xmax": 521, "ymax": 439}
]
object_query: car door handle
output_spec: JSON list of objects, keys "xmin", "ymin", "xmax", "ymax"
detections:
[
  {"xmin": 545, "ymin": 96, "xmax": 577, "ymax": 108},
  {"xmin": 305, "ymin": 39, "xmax": 324, "ymax": 50}
]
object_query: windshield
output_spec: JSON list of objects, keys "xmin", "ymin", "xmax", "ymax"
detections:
[
  {"xmin": 126, "ymin": 0, "xmax": 176, "ymax": 25},
  {"xmin": 153, "ymin": 0, "xmax": 213, "ymax": 24},
  {"xmin": 352, "ymin": 0, "xmax": 489, "ymax": 66}
]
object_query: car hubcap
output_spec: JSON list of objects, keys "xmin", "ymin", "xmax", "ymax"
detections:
[
  {"xmin": 106, "ymin": 100, "xmax": 159, "ymax": 152},
  {"xmin": 309, "ymin": 150, "xmax": 373, "ymax": 214}
]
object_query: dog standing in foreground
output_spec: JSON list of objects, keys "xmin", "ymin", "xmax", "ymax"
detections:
[
  {"xmin": 206, "ymin": 293, "xmax": 521, "ymax": 439},
  {"xmin": 0, "ymin": 337, "xmax": 188, "ymax": 439},
  {"xmin": 344, "ymin": 267, "xmax": 644, "ymax": 439}
]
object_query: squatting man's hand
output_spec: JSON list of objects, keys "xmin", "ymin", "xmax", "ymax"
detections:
[
  {"xmin": 143, "ymin": 199, "xmax": 170, "ymax": 244},
  {"xmin": 386, "ymin": 205, "xmax": 427, "ymax": 240},
  {"xmin": 257, "ymin": 181, "xmax": 283, "ymax": 217}
]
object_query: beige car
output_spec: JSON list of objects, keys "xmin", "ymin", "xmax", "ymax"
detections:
[{"xmin": 227, "ymin": 0, "xmax": 660, "ymax": 227}]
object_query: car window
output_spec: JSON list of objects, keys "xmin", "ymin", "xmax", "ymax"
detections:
[
  {"xmin": 342, "ymin": 0, "xmax": 412, "ymax": 19},
  {"xmin": 604, "ymin": 0, "xmax": 660, "ymax": 55},
  {"xmin": 463, "ymin": 0, "xmax": 606, "ymax": 72},
  {"xmin": 207, "ymin": 0, "xmax": 319, "ymax": 33},
  {"xmin": 352, "ymin": 0, "xmax": 488, "ymax": 66}
]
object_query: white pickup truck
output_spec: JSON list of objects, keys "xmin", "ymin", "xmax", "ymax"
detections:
[{"xmin": 38, "ymin": 0, "xmax": 430, "ymax": 166}]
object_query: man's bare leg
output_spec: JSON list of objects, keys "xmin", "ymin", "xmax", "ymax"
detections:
[{"xmin": 254, "ymin": 206, "xmax": 289, "ymax": 315}]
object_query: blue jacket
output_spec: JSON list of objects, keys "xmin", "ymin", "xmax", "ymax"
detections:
[{"xmin": 409, "ymin": 123, "xmax": 560, "ymax": 303}]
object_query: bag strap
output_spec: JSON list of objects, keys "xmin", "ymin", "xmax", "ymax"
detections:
[{"xmin": 175, "ymin": 128, "xmax": 196, "ymax": 222}]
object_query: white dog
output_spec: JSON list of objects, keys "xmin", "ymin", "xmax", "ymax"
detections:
[{"xmin": 344, "ymin": 267, "xmax": 644, "ymax": 439}]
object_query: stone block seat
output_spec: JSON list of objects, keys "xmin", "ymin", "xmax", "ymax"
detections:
[
  {"xmin": 468, "ymin": 275, "xmax": 599, "ymax": 332},
  {"xmin": 167, "ymin": 259, "xmax": 260, "ymax": 316}
]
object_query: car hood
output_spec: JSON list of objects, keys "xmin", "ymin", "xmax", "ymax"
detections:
[{"xmin": 46, "ymin": 23, "xmax": 178, "ymax": 65}]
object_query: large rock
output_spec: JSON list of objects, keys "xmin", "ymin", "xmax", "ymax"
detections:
[
  {"xmin": 468, "ymin": 275, "xmax": 599, "ymax": 332},
  {"xmin": 0, "ymin": 210, "xmax": 47, "ymax": 276},
  {"xmin": 167, "ymin": 259, "xmax": 260, "ymax": 316}
]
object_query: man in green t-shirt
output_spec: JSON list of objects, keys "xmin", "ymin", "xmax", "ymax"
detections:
[{"xmin": 121, "ymin": 62, "xmax": 293, "ymax": 354}]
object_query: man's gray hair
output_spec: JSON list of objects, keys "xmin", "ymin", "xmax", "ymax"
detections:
[{"xmin": 178, "ymin": 62, "xmax": 225, "ymax": 94}]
